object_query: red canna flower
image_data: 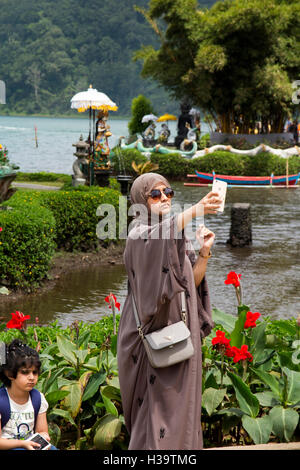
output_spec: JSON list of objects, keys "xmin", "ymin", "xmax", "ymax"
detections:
[
  {"xmin": 231, "ymin": 344, "xmax": 253, "ymax": 363},
  {"xmin": 212, "ymin": 330, "xmax": 231, "ymax": 348},
  {"xmin": 244, "ymin": 311, "xmax": 261, "ymax": 329},
  {"xmin": 225, "ymin": 345, "xmax": 239, "ymax": 358},
  {"xmin": 6, "ymin": 311, "xmax": 30, "ymax": 329},
  {"xmin": 224, "ymin": 271, "xmax": 242, "ymax": 288},
  {"xmin": 0, "ymin": 227, "xmax": 2, "ymax": 232},
  {"xmin": 105, "ymin": 293, "xmax": 120, "ymax": 311}
]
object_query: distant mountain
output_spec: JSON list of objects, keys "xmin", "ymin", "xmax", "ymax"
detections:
[{"xmin": 0, "ymin": 0, "xmax": 218, "ymax": 116}]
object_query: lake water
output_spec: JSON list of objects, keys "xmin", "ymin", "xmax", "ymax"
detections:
[
  {"xmin": 0, "ymin": 115, "xmax": 299, "ymax": 327},
  {"xmin": 0, "ymin": 114, "xmax": 205, "ymax": 174}
]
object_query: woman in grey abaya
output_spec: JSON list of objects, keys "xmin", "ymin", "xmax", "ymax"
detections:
[{"xmin": 117, "ymin": 173, "xmax": 222, "ymax": 450}]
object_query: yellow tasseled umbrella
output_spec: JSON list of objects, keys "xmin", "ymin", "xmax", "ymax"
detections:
[{"xmin": 156, "ymin": 113, "xmax": 177, "ymax": 122}]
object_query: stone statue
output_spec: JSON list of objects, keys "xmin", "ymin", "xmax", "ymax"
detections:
[
  {"xmin": 0, "ymin": 145, "xmax": 18, "ymax": 204},
  {"xmin": 143, "ymin": 122, "xmax": 156, "ymax": 141},
  {"xmin": 94, "ymin": 128, "xmax": 112, "ymax": 169},
  {"xmin": 72, "ymin": 135, "xmax": 90, "ymax": 186},
  {"xmin": 175, "ymin": 102, "xmax": 193, "ymax": 149},
  {"xmin": 158, "ymin": 123, "xmax": 171, "ymax": 143},
  {"xmin": 95, "ymin": 110, "xmax": 109, "ymax": 139}
]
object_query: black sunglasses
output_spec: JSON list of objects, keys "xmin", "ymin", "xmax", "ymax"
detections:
[{"xmin": 148, "ymin": 187, "xmax": 174, "ymax": 201}]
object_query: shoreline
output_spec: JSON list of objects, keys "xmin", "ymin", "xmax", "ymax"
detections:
[
  {"xmin": 0, "ymin": 241, "xmax": 126, "ymax": 308},
  {"xmin": 0, "ymin": 113, "xmax": 131, "ymax": 120}
]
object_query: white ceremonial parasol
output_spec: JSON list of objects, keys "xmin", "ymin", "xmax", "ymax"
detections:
[
  {"xmin": 70, "ymin": 85, "xmax": 118, "ymax": 185},
  {"xmin": 70, "ymin": 84, "xmax": 117, "ymax": 142},
  {"xmin": 141, "ymin": 114, "xmax": 158, "ymax": 123},
  {"xmin": 70, "ymin": 85, "xmax": 118, "ymax": 113}
]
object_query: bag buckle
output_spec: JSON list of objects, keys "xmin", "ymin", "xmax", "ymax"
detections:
[{"xmin": 138, "ymin": 327, "xmax": 144, "ymax": 339}]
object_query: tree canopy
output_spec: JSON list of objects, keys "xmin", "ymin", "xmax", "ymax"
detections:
[
  {"xmin": 0, "ymin": 0, "xmax": 217, "ymax": 117},
  {"xmin": 135, "ymin": 0, "xmax": 300, "ymax": 133}
]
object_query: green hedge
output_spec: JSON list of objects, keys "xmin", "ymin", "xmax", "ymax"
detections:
[
  {"xmin": 110, "ymin": 148, "xmax": 300, "ymax": 180},
  {"xmin": 0, "ymin": 199, "xmax": 56, "ymax": 289},
  {"xmin": 5, "ymin": 186, "xmax": 121, "ymax": 251},
  {"xmin": 38, "ymin": 187, "xmax": 121, "ymax": 251},
  {"xmin": 193, "ymin": 152, "xmax": 300, "ymax": 178},
  {"xmin": 188, "ymin": 152, "xmax": 300, "ymax": 178},
  {"xmin": 110, "ymin": 148, "xmax": 148, "ymax": 175},
  {"xmin": 15, "ymin": 171, "xmax": 71, "ymax": 184},
  {"xmin": 0, "ymin": 185, "xmax": 121, "ymax": 289}
]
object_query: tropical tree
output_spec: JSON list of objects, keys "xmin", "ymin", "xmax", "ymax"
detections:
[
  {"xmin": 135, "ymin": 0, "xmax": 300, "ymax": 134},
  {"xmin": 128, "ymin": 94, "xmax": 155, "ymax": 135},
  {"xmin": 0, "ymin": 0, "xmax": 181, "ymax": 116}
]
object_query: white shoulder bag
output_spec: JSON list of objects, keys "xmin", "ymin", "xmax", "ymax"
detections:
[{"xmin": 132, "ymin": 291, "xmax": 194, "ymax": 368}]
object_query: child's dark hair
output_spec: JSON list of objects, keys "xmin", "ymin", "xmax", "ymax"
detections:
[{"xmin": 0, "ymin": 339, "xmax": 41, "ymax": 387}]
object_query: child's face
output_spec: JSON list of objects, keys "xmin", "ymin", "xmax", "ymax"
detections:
[{"xmin": 10, "ymin": 365, "xmax": 39, "ymax": 392}]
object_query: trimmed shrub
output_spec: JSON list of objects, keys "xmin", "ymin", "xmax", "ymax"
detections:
[
  {"xmin": 7, "ymin": 187, "xmax": 121, "ymax": 252},
  {"xmin": 243, "ymin": 153, "xmax": 300, "ymax": 176},
  {"xmin": 110, "ymin": 148, "xmax": 148, "ymax": 175},
  {"xmin": 0, "ymin": 199, "xmax": 56, "ymax": 289},
  {"xmin": 16, "ymin": 172, "xmax": 71, "ymax": 184},
  {"xmin": 189, "ymin": 151, "xmax": 246, "ymax": 176},
  {"xmin": 37, "ymin": 188, "xmax": 121, "ymax": 251},
  {"xmin": 110, "ymin": 148, "xmax": 300, "ymax": 180},
  {"xmin": 128, "ymin": 95, "xmax": 155, "ymax": 135},
  {"xmin": 150, "ymin": 152, "xmax": 190, "ymax": 179},
  {"xmin": 148, "ymin": 151, "xmax": 300, "ymax": 179},
  {"xmin": 0, "ymin": 185, "xmax": 121, "ymax": 288}
]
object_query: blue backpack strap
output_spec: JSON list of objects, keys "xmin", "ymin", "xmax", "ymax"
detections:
[
  {"xmin": 0, "ymin": 387, "xmax": 41, "ymax": 431},
  {"xmin": 0, "ymin": 386, "xmax": 11, "ymax": 429},
  {"xmin": 29, "ymin": 389, "xmax": 41, "ymax": 431}
]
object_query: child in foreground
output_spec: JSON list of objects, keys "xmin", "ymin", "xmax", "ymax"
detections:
[{"xmin": 0, "ymin": 339, "xmax": 57, "ymax": 450}]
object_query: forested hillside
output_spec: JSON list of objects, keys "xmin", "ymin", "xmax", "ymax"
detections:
[{"xmin": 0, "ymin": 0, "xmax": 217, "ymax": 116}]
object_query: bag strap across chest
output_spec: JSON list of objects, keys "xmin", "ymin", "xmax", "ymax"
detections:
[{"xmin": 132, "ymin": 290, "xmax": 187, "ymax": 339}]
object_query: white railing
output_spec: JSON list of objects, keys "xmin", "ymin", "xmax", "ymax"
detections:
[{"xmin": 192, "ymin": 143, "xmax": 300, "ymax": 159}]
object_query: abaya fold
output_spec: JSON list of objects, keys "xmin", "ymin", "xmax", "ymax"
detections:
[{"xmin": 117, "ymin": 173, "xmax": 214, "ymax": 450}]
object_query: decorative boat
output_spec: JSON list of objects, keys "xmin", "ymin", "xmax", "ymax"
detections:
[{"xmin": 191, "ymin": 171, "xmax": 300, "ymax": 186}]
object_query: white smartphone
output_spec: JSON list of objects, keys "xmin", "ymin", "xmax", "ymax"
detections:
[
  {"xmin": 212, "ymin": 179, "xmax": 227, "ymax": 213},
  {"xmin": 26, "ymin": 433, "xmax": 51, "ymax": 450}
]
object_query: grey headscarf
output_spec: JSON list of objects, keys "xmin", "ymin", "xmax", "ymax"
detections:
[
  {"xmin": 129, "ymin": 173, "xmax": 172, "ymax": 230},
  {"xmin": 130, "ymin": 173, "xmax": 170, "ymax": 208}
]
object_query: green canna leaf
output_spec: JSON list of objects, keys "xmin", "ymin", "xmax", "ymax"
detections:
[{"xmin": 228, "ymin": 371, "xmax": 260, "ymax": 418}]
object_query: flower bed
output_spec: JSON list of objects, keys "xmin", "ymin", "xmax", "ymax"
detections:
[
  {"xmin": 202, "ymin": 271, "xmax": 300, "ymax": 447},
  {"xmin": 0, "ymin": 275, "xmax": 299, "ymax": 450}
]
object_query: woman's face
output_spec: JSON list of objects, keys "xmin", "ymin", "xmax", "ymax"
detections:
[{"xmin": 147, "ymin": 183, "xmax": 172, "ymax": 216}]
